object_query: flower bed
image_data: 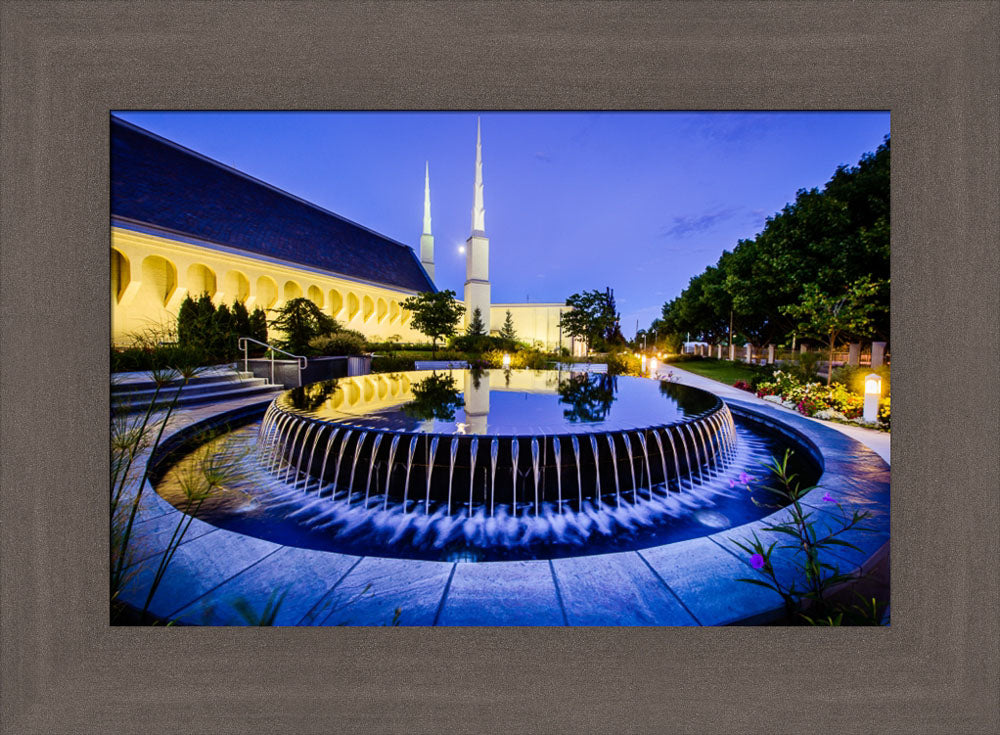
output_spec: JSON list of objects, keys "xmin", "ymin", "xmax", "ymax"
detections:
[{"xmin": 743, "ymin": 369, "xmax": 889, "ymax": 429}]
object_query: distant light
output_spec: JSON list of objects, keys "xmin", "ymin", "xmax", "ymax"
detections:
[
  {"xmin": 649, "ymin": 357, "xmax": 658, "ymax": 376},
  {"xmin": 458, "ymin": 245, "xmax": 466, "ymax": 254},
  {"xmin": 502, "ymin": 353, "xmax": 511, "ymax": 368}
]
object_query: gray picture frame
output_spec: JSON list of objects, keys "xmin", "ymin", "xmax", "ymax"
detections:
[{"xmin": 1, "ymin": 1, "xmax": 997, "ymax": 732}]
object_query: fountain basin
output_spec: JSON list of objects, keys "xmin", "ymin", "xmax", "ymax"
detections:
[{"xmin": 261, "ymin": 369, "xmax": 740, "ymax": 511}]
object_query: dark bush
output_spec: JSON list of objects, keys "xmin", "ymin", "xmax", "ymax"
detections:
[
  {"xmin": 371, "ymin": 355, "xmax": 417, "ymax": 373},
  {"xmin": 309, "ymin": 330, "xmax": 368, "ymax": 356}
]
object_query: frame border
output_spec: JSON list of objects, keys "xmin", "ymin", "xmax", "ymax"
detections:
[{"xmin": 2, "ymin": 1, "xmax": 997, "ymax": 732}]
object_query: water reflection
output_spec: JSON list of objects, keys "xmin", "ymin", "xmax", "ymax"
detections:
[
  {"xmin": 558, "ymin": 373, "xmax": 616, "ymax": 423},
  {"xmin": 402, "ymin": 372, "xmax": 465, "ymax": 421}
]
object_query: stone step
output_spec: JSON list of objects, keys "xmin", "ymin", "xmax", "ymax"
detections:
[
  {"xmin": 113, "ymin": 382, "xmax": 284, "ymax": 412},
  {"xmin": 112, "ymin": 376, "xmax": 269, "ymax": 401},
  {"xmin": 111, "ymin": 370, "xmax": 254, "ymax": 393}
]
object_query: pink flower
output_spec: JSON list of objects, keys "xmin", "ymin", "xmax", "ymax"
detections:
[{"xmin": 750, "ymin": 553, "xmax": 765, "ymax": 570}]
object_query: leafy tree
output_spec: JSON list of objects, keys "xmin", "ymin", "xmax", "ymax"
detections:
[
  {"xmin": 499, "ymin": 309, "xmax": 517, "ymax": 345},
  {"xmin": 400, "ymin": 290, "xmax": 465, "ymax": 358},
  {"xmin": 268, "ymin": 297, "xmax": 338, "ymax": 355},
  {"xmin": 601, "ymin": 288, "xmax": 626, "ymax": 346},
  {"xmin": 559, "ymin": 288, "xmax": 619, "ymax": 354},
  {"xmin": 466, "ymin": 306, "xmax": 487, "ymax": 336},
  {"xmin": 780, "ymin": 278, "xmax": 886, "ymax": 384}
]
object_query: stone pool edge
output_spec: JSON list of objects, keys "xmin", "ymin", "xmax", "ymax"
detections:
[{"xmin": 115, "ymin": 394, "xmax": 890, "ymax": 626}]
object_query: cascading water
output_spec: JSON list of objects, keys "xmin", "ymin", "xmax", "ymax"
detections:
[{"xmin": 157, "ymin": 369, "xmax": 821, "ymax": 562}]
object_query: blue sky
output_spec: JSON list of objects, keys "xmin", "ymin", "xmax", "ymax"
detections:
[{"xmin": 114, "ymin": 111, "xmax": 890, "ymax": 337}]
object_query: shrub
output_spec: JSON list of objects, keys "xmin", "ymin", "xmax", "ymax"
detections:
[
  {"xmin": 878, "ymin": 395, "xmax": 891, "ymax": 429},
  {"xmin": 371, "ymin": 355, "xmax": 416, "ymax": 373},
  {"xmin": 830, "ymin": 364, "xmax": 891, "ymax": 396},
  {"xmin": 480, "ymin": 348, "xmax": 551, "ymax": 370},
  {"xmin": 309, "ymin": 330, "xmax": 368, "ymax": 356},
  {"xmin": 449, "ymin": 333, "xmax": 504, "ymax": 354},
  {"xmin": 605, "ymin": 351, "xmax": 642, "ymax": 376},
  {"xmin": 789, "ymin": 351, "xmax": 822, "ymax": 383},
  {"xmin": 733, "ymin": 380, "xmax": 753, "ymax": 392}
]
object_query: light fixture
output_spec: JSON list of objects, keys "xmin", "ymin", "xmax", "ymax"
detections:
[
  {"xmin": 863, "ymin": 373, "xmax": 882, "ymax": 423},
  {"xmin": 649, "ymin": 357, "xmax": 658, "ymax": 376},
  {"xmin": 641, "ymin": 355, "xmax": 647, "ymax": 372},
  {"xmin": 502, "ymin": 353, "xmax": 511, "ymax": 369},
  {"xmin": 458, "ymin": 245, "xmax": 466, "ymax": 254}
]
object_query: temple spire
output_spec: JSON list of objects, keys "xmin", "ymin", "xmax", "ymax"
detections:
[
  {"xmin": 471, "ymin": 117, "xmax": 485, "ymax": 234},
  {"xmin": 422, "ymin": 161, "xmax": 432, "ymax": 236},
  {"xmin": 419, "ymin": 160, "xmax": 435, "ymax": 282}
]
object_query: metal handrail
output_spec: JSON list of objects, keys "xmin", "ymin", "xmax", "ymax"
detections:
[{"xmin": 237, "ymin": 336, "xmax": 309, "ymax": 387}]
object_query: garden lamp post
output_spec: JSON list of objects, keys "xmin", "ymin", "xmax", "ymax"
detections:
[
  {"xmin": 863, "ymin": 373, "xmax": 882, "ymax": 423},
  {"xmin": 648, "ymin": 357, "xmax": 658, "ymax": 377},
  {"xmin": 502, "ymin": 353, "xmax": 511, "ymax": 369}
]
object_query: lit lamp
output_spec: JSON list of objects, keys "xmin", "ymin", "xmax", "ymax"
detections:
[
  {"xmin": 649, "ymin": 357, "xmax": 658, "ymax": 376},
  {"xmin": 502, "ymin": 353, "xmax": 511, "ymax": 369},
  {"xmin": 640, "ymin": 355, "xmax": 647, "ymax": 372},
  {"xmin": 863, "ymin": 373, "xmax": 882, "ymax": 423}
]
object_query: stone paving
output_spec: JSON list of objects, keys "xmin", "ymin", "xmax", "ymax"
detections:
[{"xmin": 115, "ymin": 373, "xmax": 890, "ymax": 626}]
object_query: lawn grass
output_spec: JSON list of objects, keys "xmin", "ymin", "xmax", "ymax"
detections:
[{"xmin": 665, "ymin": 357, "xmax": 758, "ymax": 386}]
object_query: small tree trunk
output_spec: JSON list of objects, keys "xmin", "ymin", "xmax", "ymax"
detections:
[{"xmin": 827, "ymin": 335, "xmax": 835, "ymax": 386}]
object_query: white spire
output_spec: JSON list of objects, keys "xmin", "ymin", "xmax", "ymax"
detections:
[
  {"xmin": 422, "ymin": 161, "xmax": 432, "ymax": 236},
  {"xmin": 471, "ymin": 117, "xmax": 485, "ymax": 233}
]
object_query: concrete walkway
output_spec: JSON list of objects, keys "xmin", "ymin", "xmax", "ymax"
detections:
[{"xmin": 658, "ymin": 364, "xmax": 891, "ymax": 465}]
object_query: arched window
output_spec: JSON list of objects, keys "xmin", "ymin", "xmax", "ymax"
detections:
[
  {"xmin": 224, "ymin": 270, "xmax": 250, "ymax": 303},
  {"xmin": 257, "ymin": 276, "xmax": 278, "ymax": 309},
  {"xmin": 187, "ymin": 263, "xmax": 217, "ymax": 300},
  {"xmin": 111, "ymin": 248, "xmax": 130, "ymax": 304},
  {"xmin": 140, "ymin": 255, "xmax": 177, "ymax": 306}
]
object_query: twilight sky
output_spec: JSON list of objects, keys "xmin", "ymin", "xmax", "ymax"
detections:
[{"xmin": 114, "ymin": 111, "xmax": 890, "ymax": 337}]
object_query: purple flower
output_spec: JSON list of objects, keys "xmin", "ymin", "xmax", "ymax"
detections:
[
  {"xmin": 750, "ymin": 553, "xmax": 765, "ymax": 570},
  {"xmin": 738, "ymin": 471, "xmax": 754, "ymax": 486},
  {"xmin": 729, "ymin": 478, "xmax": 737, "ymax": 488},
  {"xmin": 822, "ymin": 492, "xmax": 835, "ymax": 502}
]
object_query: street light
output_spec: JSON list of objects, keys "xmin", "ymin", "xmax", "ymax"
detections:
[
  {"xmin": 863, "ymin": 373, "xmax": 882, "ymax": 423},
  {"xmin": 649, "ymin": 357, "xmax": 658, "ymax": 376}
]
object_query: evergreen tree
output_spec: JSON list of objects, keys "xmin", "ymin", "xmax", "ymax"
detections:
[
  {"xmin": 176, "ymin": 295, "xmax": 199, "ymax": 347},
  {"xmin": 268, "ymin": 297, "xmax": 338, "ymax": 355},
  {"xmin": 466, "ymin": 306, "xmax": 487, "ymax": 336},
  {"xmin": 231, "ymin": 300, "xmax": 251, "ymax": 340},
  {"xmin": 249, "ymin": 307, "xmax": 268, "ymax": 351},
  {"xmin": 499, "ymin": 309, "xmax": 517, "ymax": 345},
  {"xmin": 213, "ymin": 303, "xmax": 235, "ymax": 361}
]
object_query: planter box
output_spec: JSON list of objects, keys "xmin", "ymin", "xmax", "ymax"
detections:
[{"xmin": 244, "ymin": 355, "xmax": 371, "ymax": 388}]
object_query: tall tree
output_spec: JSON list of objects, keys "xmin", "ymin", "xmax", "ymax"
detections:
[
  {"xmin": 780, "ymin": 278, "xmax": 886, "ymax": 384},
  {"xmin": 401, "ymin": 290, "xmax": 465, "ymax": 358},
  {"xmin": 559, "ymin": 289, "xmax": 618, "ymax": 353}
]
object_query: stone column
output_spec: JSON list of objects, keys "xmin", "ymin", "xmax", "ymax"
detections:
[
  {"xmin": 767, "ymin": 344, "xmax": 775, "ymax": 364},
  {"xmin": 871, "ymin": 341, "xmax": 887, "ymax": 368},
  {"xmin": 800, "ymin": 343, "xmax": 808, "ymax": 354},
  {"xmin": 716, "ymin": 344, "xmax": 722, "ymax": 359},
  {"xmin": 744, "ymin": 344, "xmax": 752, "ymax": 363},
  {"xmin": 728, "ymin": 344, "xmax": 735, "ymax": 361},
  {"xmin": 848, "ymin": 342, "xmax": 861, "ymax": 366}
]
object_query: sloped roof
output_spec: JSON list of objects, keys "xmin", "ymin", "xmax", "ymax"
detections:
[{"xmin": 110, "ymin": 117, "xmax": 435, "ymax": 293}]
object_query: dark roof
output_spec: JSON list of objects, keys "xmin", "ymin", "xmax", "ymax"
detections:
[{"xmin": 110, "ymin": 117, "xmax": 435, "ymax": 293}]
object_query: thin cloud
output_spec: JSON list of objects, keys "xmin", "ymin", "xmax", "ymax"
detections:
[
  {"xmin": 658, "ymin": 208, "xmax": 739, "ymax": 239},
  {"xmin": 533, "ymin": 151, "xmax": 552, "ymax": 163}
]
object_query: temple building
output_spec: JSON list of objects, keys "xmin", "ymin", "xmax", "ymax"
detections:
[{"xmin": 110, "ymin": 116, "xmax": 572, "ymax": 352}]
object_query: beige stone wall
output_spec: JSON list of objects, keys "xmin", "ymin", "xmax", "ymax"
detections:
[
  {"xmin": 488, "ymin": 303, "xmax": 583, "ymax": 354},
  {"xmin": 110, "ymin": 226, "xmax": 427, "ymax": 346}
]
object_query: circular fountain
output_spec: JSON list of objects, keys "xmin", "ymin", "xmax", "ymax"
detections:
[
  {"xmin": 150, "ymin": 368, "xmax": 821, "ymax": 562},
  {"xmin": 261, "ymin": 369, "xmax": 738, "ymax": 514}
]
